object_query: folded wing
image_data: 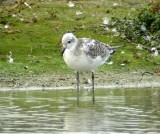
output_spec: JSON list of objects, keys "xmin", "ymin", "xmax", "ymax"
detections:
[{"xmin": 78, "ymin": 38, "xmax": 115, "ymax": 59}]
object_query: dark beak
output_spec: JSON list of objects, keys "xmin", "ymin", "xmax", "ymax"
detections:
[{"xmin": 62, "ymin": 47, "xmax": 66, "ymax": 55}]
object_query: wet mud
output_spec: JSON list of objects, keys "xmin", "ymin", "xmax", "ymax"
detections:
[{"xmin": 0, "ymin": 70, "xmax": 160, "ymax": 90}]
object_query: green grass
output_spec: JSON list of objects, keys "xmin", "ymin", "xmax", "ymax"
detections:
[{"xmin": 0, "ymin": 0, "xmax": 159, "ymax": 77}]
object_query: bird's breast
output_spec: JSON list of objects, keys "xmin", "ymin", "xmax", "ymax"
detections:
[{"xmin": 63, "ymin": 49, "xmax": 108, "ymax": 72}]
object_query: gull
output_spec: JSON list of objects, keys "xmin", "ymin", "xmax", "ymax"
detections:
[{"xmin": 62, "ymin": 33, "xmax": 116, "ymax": 104}]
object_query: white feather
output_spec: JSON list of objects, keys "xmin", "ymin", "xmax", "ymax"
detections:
[{"xmin": 62, "ymin": 33, "xmax": 114, "ymax": 72}]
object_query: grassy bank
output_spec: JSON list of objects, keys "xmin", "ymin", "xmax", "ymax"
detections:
[{"xmin": 0, "ymin": 0, "xmax": 159, "ymax": 78}]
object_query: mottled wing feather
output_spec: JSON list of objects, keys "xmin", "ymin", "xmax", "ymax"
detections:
[{"xmin": 78, "ymin": 38, "xmax": 113, "ymax": 59}]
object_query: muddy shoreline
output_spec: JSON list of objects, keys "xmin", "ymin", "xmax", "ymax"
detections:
[{"xmin": 0, "ymin": 70, "xmax": 160, "ymax": 91}]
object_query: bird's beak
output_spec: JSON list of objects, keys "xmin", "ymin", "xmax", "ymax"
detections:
[{"xmin": 62, "ymin": 46, "xmax": 66, "ymax": 55}]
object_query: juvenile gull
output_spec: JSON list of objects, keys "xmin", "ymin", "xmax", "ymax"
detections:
[{"xmin": 62, "ymin": 33, "xmax": 116, "ymax": 104}]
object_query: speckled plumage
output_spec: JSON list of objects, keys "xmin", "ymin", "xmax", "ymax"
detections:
[
  {"xmin": 78, "ymin": 38, "xmax": 114, "ymax": 59},
  {"xmin": 61, "ymin": 32, "xmax": 116, "ymax": 104},
  {"xmin": 62, "ymin": 33, "xmax": 115, "ymax": 72}
]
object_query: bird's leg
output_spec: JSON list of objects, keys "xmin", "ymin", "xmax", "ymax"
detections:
[
  {"xmin": 92, "ymin": 72, "xmax": 95, "ymax": 104},
  {"xmin": 76, "ymin": 71, "xmax": 80, "ymax": 105}
]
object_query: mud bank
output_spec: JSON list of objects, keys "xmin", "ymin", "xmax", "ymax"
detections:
[{"xmin": 0, "ymin": 71, "xmax": 160, "ymax": 91}]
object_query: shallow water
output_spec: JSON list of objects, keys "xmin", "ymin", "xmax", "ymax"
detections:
[{"xmin": 0, "ymin": 88, "xmax": 160, "ymax": 134}]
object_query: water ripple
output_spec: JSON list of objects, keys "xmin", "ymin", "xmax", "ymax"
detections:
[{"xmin": 0, "ymin": 88, "xmax": 160, "ymax": 133}]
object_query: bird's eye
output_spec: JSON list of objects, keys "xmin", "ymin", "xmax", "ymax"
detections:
[{"xmin": 68, "ymin": 40, "xmax": 71, "ymax": 43}]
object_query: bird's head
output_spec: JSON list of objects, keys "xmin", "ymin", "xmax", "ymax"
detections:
[
  {"xmin": 61, "ymin": 33, "xmax": 77, "ymax": 55},
  {"xmin": 62, "ymin": 33, "xmax": 77, "ymax": 48}
]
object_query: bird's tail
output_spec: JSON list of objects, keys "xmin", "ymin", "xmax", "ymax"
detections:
[{"xmin": 110, "ymin": 46, "xmax": 122, "ymax": 55}]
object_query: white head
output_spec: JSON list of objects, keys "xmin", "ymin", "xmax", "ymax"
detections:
[{"xmin": 62, "ymin": 33, "xmax": 77, "ymax": 49}]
